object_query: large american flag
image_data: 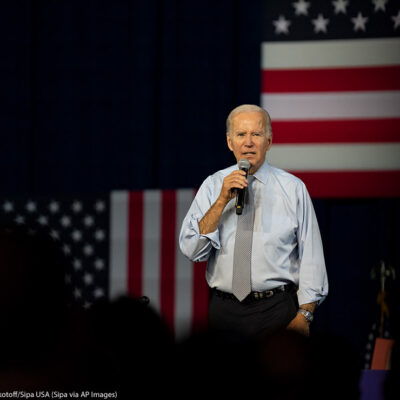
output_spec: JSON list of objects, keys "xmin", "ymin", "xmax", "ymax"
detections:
[
  {"xmin": 0, "ymin": 192, "xmax": 209, "ymax": 342},
  {"xmin": 262, "ymin": 0, "xmax": 400, "ymax": 197}
]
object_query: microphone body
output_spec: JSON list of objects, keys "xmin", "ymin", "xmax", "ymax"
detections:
[{"xmin": 235, "ymin": 159, "xmax": 251, "ymax": 215}]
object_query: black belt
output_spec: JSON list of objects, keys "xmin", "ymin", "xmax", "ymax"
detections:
[{"xmin": 212, "ymin": 284, "xmax": 295, "ymax": 302}]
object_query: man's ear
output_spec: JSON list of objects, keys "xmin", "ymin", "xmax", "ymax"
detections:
[
  {"xmin": 226, "ymin": 132, "xmax": 233, "ymax": 151},
  {"xmin": 266, "ymin": 134, "xmax": 273, "ymax": 151},
  {"xmin": 226, "ymin": 134, "xmax": 233, "ymax": 151}
]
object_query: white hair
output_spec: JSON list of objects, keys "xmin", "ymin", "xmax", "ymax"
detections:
[{"xmin": 226, "ymin": 104, "xmax": 272, "ymax": 138}]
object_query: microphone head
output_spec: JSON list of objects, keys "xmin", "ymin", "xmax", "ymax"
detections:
[{"xmin": 238, "ymin": 159, "xmax": 251, "ymax": 171}]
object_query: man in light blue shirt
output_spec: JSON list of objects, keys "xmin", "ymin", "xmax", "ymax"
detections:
[{"xmin": 179, "ymin": 104, "xmax": 328, "ymax": 337}]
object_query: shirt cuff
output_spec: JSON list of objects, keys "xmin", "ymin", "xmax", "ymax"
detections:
[
  {"xmin": 297, "ymin": 287, "xmax": 328, "ymax": 307},
  {"xmin": 190, "ymin": 216, "xmax": 220, "ymax": 250}
]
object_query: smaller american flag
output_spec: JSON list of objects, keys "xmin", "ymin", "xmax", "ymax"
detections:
[{"xmin": 0, "ymin": 191, "xmax": 210, "ymax": 341}]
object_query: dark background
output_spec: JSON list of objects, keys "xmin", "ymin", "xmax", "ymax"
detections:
[{"xmin": 1, "ymin": 0, "xmax": 399, "ymax": 360}]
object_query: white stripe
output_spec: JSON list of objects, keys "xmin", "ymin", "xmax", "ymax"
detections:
[
  {"xmin": 261, "ymin": 38, "xmax": 400, "ymax": 69},
  {"xmin": 261, "ymin": 91, "xmax": 400, "ymax": 120},
  {"xmin": 174, "ymin": 189, "xmax": 195, "ymax": 341},
  {"xmin": 142, "ymin": 190, "xmax": 162, "ymax": 314},
  {"xmin": 268, "ymin": 143, "xmax": 400, "ymax": 171},
  {"xmin": 109, "ymin": 191, "xmax": 128, "ymax": 299}
]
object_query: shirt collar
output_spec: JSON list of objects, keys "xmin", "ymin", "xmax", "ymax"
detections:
[{"xmin": 251, "ymin": 158, "xmax": 269, "ymax": 185}]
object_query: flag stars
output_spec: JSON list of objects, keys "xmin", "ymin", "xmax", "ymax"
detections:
[
  {"xmin": 50, "ymin": 230, "xmax": 60, "ymax": 240},
  {"xmin": 94, "ymin": 229, "xmax": 105, "ymax": 241},
  {"xmin": 49, "ymin": 201, "xmax": 60, "ymax": 214},
  {"xmin": 3, "ymin": 201, "xmax": 14, "ymax": 213},
  {"xmin": 392, "ymin": 11, "xmax": 400, "ymax": 29},
  {"xmin": 83, "ymin": 273, "xmax": 94, "ymax": 286},
  {"xmin": 372, "ymin": 0, "xmax": 388, "ymax": 12},
  {"xmin": 26, "ymin": 201, "xmax": 37, "ymax": 213},
  {"xmin": 0, "ymin": 195, "xmax": 108, "ymax": 312},
  {"xmin": 83, "ymin": 215, "xmax": 95, "ymax": 227},
  {"xmin": 37, "ymin": 215, "xmax": 49, "ymax": 226},
  {"xmin": 71, "ymin": 230, "xmax": 82, "ymax": 242},
  {"xmin": 332, "ymin": 0, "xmax": 348, "ymax": 14},
  {"xmin": 312, "ymin": 14, "xmax": 329, "ymax": 33},
  {"xmin": 292, "ymin": 0, "xmax": 310, "ymax": 16},
  {"xmin": 83, "ymin": 244, "xmax": 94, "ymax": 256},
  {"xmin": 71, "ymin": 201, "xmax": 83, "ymax": 213},
  {"xmin": 94, "ymin": 200, "xmax": 106, "ymax": 213},
  {"xmin": 352, "ymin": 12, "xmax": 368, "ymax": 31},
  {"xmin": 94, "ymin": 258, "xmax": 105, "ymax": 270},
  {"xmin": 273, "ymin": 15, "xmax": 291, "ymax": 35},
  {"xmin": 60, "ymin": 215, "xmax": 71, "ymax": 227},
  {"xmin": 63, "ymin": 244, "xmax": 71, "ymax": 255},
  {"xmin": 73, "ymin": 258, "xmax": 82, "ymax": 270},
  {"xmin": 15, "ymin": 215, "xmax": 25, "ymax": 225},
  {"xmin": 93, "ymin": 287, "xmax": 104, "ymax": 298}
]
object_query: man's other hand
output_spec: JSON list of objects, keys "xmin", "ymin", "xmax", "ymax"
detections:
[{"xmin": 286, "ymin": 313, "xmax": 310, "ymax": 337}]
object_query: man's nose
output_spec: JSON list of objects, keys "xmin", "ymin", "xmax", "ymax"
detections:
[{"xmin": 244, "ymin": 135, "xmax": 254, "ymax": 146}]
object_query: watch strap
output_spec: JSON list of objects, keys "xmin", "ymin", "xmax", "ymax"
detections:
[{"xmin": 298, "ymin": 308, "xmax": 314, "ymax": 323}]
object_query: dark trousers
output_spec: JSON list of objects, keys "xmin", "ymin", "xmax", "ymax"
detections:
[{"xmin": 208, "ymin": 287, "xmax": 298, "ymax": 339}]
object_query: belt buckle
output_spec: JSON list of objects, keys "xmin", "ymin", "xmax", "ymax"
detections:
[{"xmin": 264, "ymin": 290, "xmax": 274, "ymax": 298}]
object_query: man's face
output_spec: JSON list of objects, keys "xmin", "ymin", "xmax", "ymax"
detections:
[{"xmin": 227, "ymin": 111, "xmax": 272, "ymax": 174}]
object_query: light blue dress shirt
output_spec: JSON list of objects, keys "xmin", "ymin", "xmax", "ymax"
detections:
[{"xmin": 179, "ymin": 159, "xmax": 328, "ymax": 306}]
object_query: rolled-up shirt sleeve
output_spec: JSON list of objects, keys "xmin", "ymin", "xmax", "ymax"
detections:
[
  {"xmin": 296, "ymin": 182, "xmax": 329, "ymax": 306},
  {"xmin": 179, "ymin": 176, "xmax": 221, "ymax": 262}
]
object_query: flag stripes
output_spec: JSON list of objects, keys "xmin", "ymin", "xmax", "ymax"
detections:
[
  {"xmin": 109, "ymin": 190, "xmax": 209, "ymax": 341},
  {"xmin": 160, "ymin": 190, "xmax": 177, "ymax": 335},
  {"xmin": 261, "ymin": 36, "xmax": 400, "ymax": 197},
  {"xmin": 142, "ymin": 191, "xmax": 161, "ymax": 315},
  {"xmin": 262, "ymin": 66, "xmax": 400, "ymax": 93},
  {"xmin": 261, "ymin": 38, "xmax": 400, "ymax": 69},
  {"xmin": 262, "ymin": 91, "xmax": 400, "ymax": 120},
  {"xmin": 269, "ymin": 143, "xmax": 400, "ymax": 171},
  {"xmin": 128, "ymin": 191, "xmax": 143, "ymax": 296},
  {"xmin": 292, "ymin": 171, "xmax": 400, "ymax": 198},
  {"xmin": 175, "ymin": 190, "xmax": 195, "ymax": 340},
  {"xmin": 271, "ymin": 119, "xmax": 400, "ymax": 144},
  {"xmin": 109, "ymin": 191, "xmax": 128, "ymax": 298}
]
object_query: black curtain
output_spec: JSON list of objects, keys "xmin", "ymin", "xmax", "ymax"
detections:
[{"xmin": 1, "ymin": 0, "xmax": 262, "ymax": 194}]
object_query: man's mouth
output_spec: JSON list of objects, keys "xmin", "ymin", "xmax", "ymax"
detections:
[{"xmin": 242, "ymin": 152, "xmax": 256, "ymax": 156}]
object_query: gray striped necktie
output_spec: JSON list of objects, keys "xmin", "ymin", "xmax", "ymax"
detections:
[{"xmin": 232, "ymin": 175, "xmax": 255, "ymax": 302}]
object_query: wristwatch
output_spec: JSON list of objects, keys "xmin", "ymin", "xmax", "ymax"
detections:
[{"xmin": 298, "ymin": 308, "xmax": 314, "ymax": 323}]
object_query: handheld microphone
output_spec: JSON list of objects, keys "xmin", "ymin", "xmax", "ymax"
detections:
[{"xmin": 235, "ymin": 159, "xmax": 251, "ymax": 215}]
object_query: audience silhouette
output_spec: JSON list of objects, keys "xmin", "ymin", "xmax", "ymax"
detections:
[
  {"xmin": 0, "ymin": 225, "xmax": 70, "ymax": 389},
  {"xmin": 0, "ymin": 223, "xmax": 389, "ymax": 400}
]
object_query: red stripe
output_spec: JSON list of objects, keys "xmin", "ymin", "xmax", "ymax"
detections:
[
  {"xmin": 292, "ymin": 171, "xmax": 400, "ymax": 198},
  {"xmin": 190, "ymin": 188, "xmax": 209, "ymax": 334},
  {"xmin": 272, "ymin": 119, "xmax": 400, "ymax": 144},
  {"xmin": 262, "ymin": 66, "xmax": 400, "ymax": 93},
  {"xmin": 127, "ymin": 191, "xmax": 143, "ymax": 297},
  {"xmin": 160, "ymin": 190, "xmax": 177, "ymax": 335},
  {"xmin": 191, "ymin": 261, "xmax": 209, "ymax": 334}
]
